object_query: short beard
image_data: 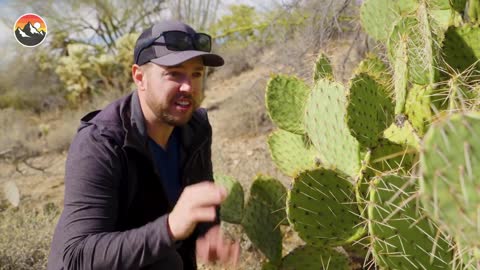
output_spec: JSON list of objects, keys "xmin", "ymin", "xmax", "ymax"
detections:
[{"xmin": 160, "ymin": 111, "xmax": 193, "ymax": 126}]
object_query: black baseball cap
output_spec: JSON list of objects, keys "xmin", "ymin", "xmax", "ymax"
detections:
[{"xmin": 133, "ymin": 20, "xmax": 224, "ymax": 67}]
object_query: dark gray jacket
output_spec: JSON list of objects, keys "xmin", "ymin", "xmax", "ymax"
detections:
[{"xmin": 47, "ymin": 91, "xmax": 216, "ymax": 270}]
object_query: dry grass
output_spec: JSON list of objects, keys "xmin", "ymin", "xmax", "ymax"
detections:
[{"xmin": 0, "ymin": 204, "xmax": 60, "ymax": 270}]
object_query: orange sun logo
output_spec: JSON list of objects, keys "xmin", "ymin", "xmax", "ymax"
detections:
[{"xmin": 13, "ymin": 13, "xmax": 47, "ymax": 47}]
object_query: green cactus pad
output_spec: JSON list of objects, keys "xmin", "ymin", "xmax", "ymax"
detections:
[
  {"xmin": 214, "ymin": 174, "xmax": 244, "ymax": 224},
  {"xmin": 343, "ymin": 237, "xmax": 371, "ymax": 264},
  {"xmin": 313, "ymin": 53, "xmax": 333, "ymax": 83},
  {"xmin": 440, "ymin": 76, "xmax": 480, "ymax": 111},
  {"xmin": 388, "ymin": 10, "xmax": 441, "ymax": 86},
  {"xmin": 287, "ymin": 168, "xmax": 363, "ymax": 247},
  {"xmin": 468, "ymin": 0, "xmax": 480, "ymax": 23},
  {"xmin": 250, "ymin": 175, "xmax": 287, "ymax": 226},
  {"xmin": 354, "ymin": 53, "xmax": 391, "ymax": 87},
  {"xmin": 398, "ymin": 0, "xmax": 420, "ymax": 12},
  {"xmin": 241, "ymin": 176, "xmax": 288, "ymax": 262},
  {"xmin": 354, "ymin": 152, "xmax": 372, "ymax": 219},
  {"xmin": 454, "ymin": 241, "xmax": 480, "ymax": 270},
  {"xmin": 428, "ymin": 0, "xmax": 464, "ymax": 30},
  {"xmin": 384, "ymin": 120, "xmax": 421, "ymax": 149},
  {"xmin": 304, "ymin": 79, "xmax": 361, "ymax": 177},
  {"xmin": 266, "ymin": 75, "xmax": 310, "ymax": 134},
  {"xmin": 429, "ymin": 9, "xmax": 453, "ymax": 31},
  {"xmin": 267, "ymin": 129, "xmax": 319, "ymax": 177},
  {"xmin": 430, "ymin": 0, "xmax": 466, "ymax": 12},
  {"xmin": 368, "ymin": 174, "xmax": 453, "ymax": 270},
  {"xmin": 242, "ymin": 195, "xmax": 283, "ymax": 263},
  {"xmin": 429, "ymin": 0, "xmax": 451, "ymax": 10},
  {"xmin": 442, "ymin": 26, "xmax": 480, "ymax": 73},
  {"xmin": 360, "ymin": 0, "xmax": 418, "ymax": 41},
  {"xmin": 346, "ymin": 73, "xmax": 394, "ymax": 148},
  {"xmin": 369, "ymin": 139, "xmax": 416, "ymax": 175},
  {"xmin": 420, "ymin": 112, "xmax": 480, "ymax": 252},
  {"xmin": 405, "ymin": 84, "xmax": 433, "ymax": 135},
  {"xmin": 360, "ymin": 0, "xmax": 398, "ymax": 41},
  {"xmin": 450, "ymin": 0, "xmax": 467, "ymax": 12},
  {"xmin": 280, "ymin": 245, "xmax": 350, "ymax": 270},
  {"xmin": 391, "ymin": 27, "xmax": 409, "ymax": 115}
]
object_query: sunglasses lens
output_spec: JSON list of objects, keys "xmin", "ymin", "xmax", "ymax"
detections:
[
  {"xmin": 164, "ymin": 32, "xmax": 191, "ymax": 51},
  {"xmin": 194, "ymin": 34, "xmax": 211, "ymax": 52}
]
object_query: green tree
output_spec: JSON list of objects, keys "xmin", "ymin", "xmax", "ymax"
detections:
[{"xmin": 210, "ymin": 4, "xmax": 264, "ymax": 45}]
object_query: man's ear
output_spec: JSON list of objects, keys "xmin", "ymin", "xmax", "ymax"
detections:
[{"xmin": 132, "ymin": 64, "xmax": 146, "ymax": 91}]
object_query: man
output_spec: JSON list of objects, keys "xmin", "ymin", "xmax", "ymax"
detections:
[{"xmin": 47, "ymin": 20, "xmax": 239, "ymax": 270}]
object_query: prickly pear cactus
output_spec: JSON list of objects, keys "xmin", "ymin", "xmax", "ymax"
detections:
[
  {"xmin": 468, "ymin": 0, "xmax": 480, "ymax": 23},
  {"xmin": 442, "ymin": 25, "xmax": 480, "ymax": 73},
  {"xmin": 383, "ymin": 119, "xmax": 421, "ymax": 149},
  {"xmin": 266, "ymin": 75, "xmax": 310, "ymax": 134},
  {"xmin": 267, "ymin": 129, "xmax": 319, "ymax": 177},
  {"xmin": 439, "ymin": 75, "xmax": 480, "ymax": 111},
  {"xmin": 404, "ymin": 84, "xmax": 433, "ymax": 135},
  {"xmin": 280, "ymin": 245, "xmax": 350, "ymax": 270},
  {"xmin": 369, "ymin": 139, "xmax": 416, "ymax": 175},
  {"xmin": 304, "ymin": 79, "xmax": 361, "ymax": 177},
  {"xmin": 420, "ymin": 112, "xmax": 480, "ymax": 254},
  {"xmin": 368, "ymin": 174, "xmax": 453, "ymax": 270},
  {"xmin": 214, "ymin": 174, "xmax": 244, "ymax": 224},
  {"xmin": 241, "ymin": 176, "xmax": 287, "ymax": 262},
  {"xmin": 287, "ymin": 168, "xmax": 364, "ymax": 247},
  {"xmin": 259, "ymin": 1, "xmax": 480, "ymax": 268},
  {"xmin": 242, "ymin": 195, "xmax": 283, "ymax": 263},
  {"xmin": 387, "ymin": 9, "xmax": 441, "ymax": 86},
  {"xmin": 354, "ymin": 53, "xmax": 391, "ymax": 87},
  {"xmin": 346, "ymin": 73, "xmax": 394, "ymax": 147},
  {"xmin": 390, "ymin": 25, "xmax": 409, "ymax": 115},
  {"xmin": 250, "ymin": 175, "xmax": 287, "ymax": 226},
  {"xmin": 360, "ymin": 0, "xmax": 418, "ymax": 41},
  {"xmin": 313, "ymin": 53, "xmax": 333, "ymax": 82},
  {"xmin": 447, "ymin": 0, "xmax": 467, "ymax": 12}
]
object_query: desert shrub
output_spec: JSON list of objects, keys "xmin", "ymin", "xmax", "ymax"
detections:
[
  {"xmin": 0, "ymin": 108, "xmax": 41, "ymax": 157},
  {"xmin": 0, "ymin": 51, "xmax": 65, "ymax": 113},
  {"xmin": 210, "ymin": 5, "xmax": 264, "ymax": 46},
  {"xmin": 0, "ymin": 205, "xmax": 60, "ymax": 270},
  {"xmin": 55, "ymin": 33, "xmax": 138, "ymax": 105}
]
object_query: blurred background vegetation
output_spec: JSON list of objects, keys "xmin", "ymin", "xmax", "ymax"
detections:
[{"xmin": 0, "ymin": 0, "xmax": 367, "ymax": 269}]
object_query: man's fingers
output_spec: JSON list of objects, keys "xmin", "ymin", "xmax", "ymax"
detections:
[
  {"xmin": 192, "ymin": 206, "xmax": 217, "ymax": 222},
  {"xmin": 196, "ymin": 226, "xmax": 241, "ymax": 268},
  {"xmin": 214, "ymin": 231, "xmax": 240, "ymax": 267},
  {"xmin": 196, "ymin": 236, "xmax": 209, "ymax": 263},
  {"xmin": 184, "ymin": 182, "xmax": 227, "ymax": 207},
  {"xmin": 231, "ymin": 241, "xmax": 240, "ymax": 269}
]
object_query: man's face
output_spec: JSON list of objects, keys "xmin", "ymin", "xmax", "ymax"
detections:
[{"xmin": 140, "ymin": 57, "xmax": 205, "ymax": 126}]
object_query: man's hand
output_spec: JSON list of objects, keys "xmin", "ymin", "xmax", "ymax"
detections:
[
  {"xmin": 196, "ymin": 225, "xmax": 240, "ymax": 268},
  {"xmin": 168, "ymin": 182, "xmax": 227, "ymax": 240}
]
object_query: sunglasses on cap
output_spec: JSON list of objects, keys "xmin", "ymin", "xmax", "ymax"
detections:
[{"xmin": 135, "ymin": 31, "xmax": 212, "ymax": 64}]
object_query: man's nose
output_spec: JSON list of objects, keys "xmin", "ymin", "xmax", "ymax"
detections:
[{"xmin": 179, "ymin": 76, "xmax": 193, "ymax": 92}]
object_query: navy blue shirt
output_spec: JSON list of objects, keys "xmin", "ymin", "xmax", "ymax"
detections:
[{"xmin": 148, "ymin": 129, "xmax": 181, "ymax": 204}]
